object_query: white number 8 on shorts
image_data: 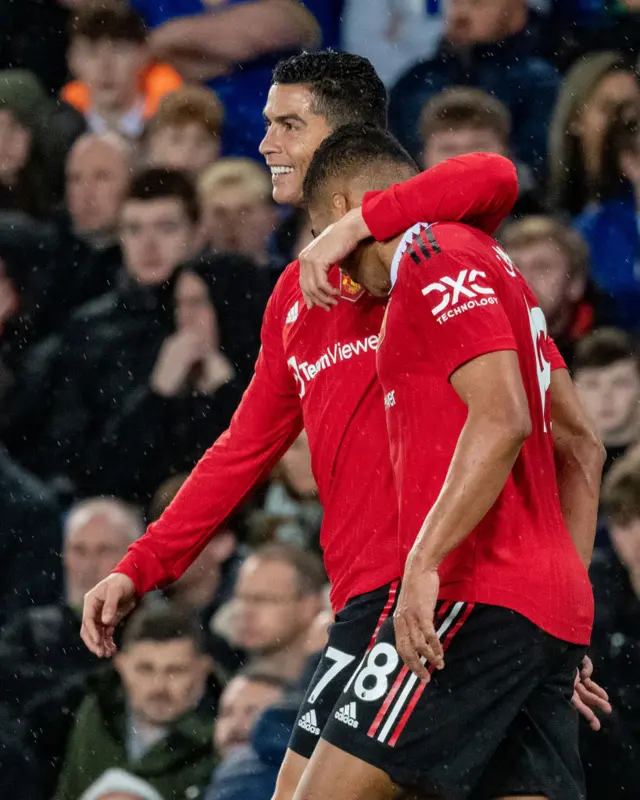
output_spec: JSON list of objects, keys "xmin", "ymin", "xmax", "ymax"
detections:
[{"xmin": 354, "ymin": 642, "xmax": 400, "ymax": 703}]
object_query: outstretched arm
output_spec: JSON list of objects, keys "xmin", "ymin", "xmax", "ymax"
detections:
[
  {"xmin": 149, "ymin": 0, "xmax": 320, "ymax": 80},
  {"xmin": 81, "ymin": 276, "xmax": 303, "ymax": 657},
  {"xmin": 300, "ymin": 153, "xmax": 518, "ymax": 308}
]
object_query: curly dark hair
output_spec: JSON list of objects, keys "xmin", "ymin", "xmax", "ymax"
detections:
[{"xmin": 272, "ymin": 50, "xmax": 387, "ymax": 130}]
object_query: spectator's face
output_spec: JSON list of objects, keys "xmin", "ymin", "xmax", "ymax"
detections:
[
  {"xmin": 66, "ymin": 137, "xmax": 130, "ymax": 236},
  {"xmin": 575, "ymin": 70, "xmax": 640, "ymax": 169},
  {"xmin": 446, "ymin": 0, "xmax": 522, "ymax": 46},
  {"xmin": 0, "ymin": 109, "xmax": 31, "ymax": 184},
  {"xmin": 213, "ymin": 676, "xmax": 283, "ymax": 757},
  {"xmin": 423, "ymin": 127, "xmax": 508, "ymax": 169},
  {"xmin": 279, "ymin": 430, "xmax": 317, "ymax": 497},
  {"xmin": 202, "ymin": 184, "xmax": 277, "ymax": 262},
  {"xmin": 610, "ymin": 519, "xmax": 640, "ymax": 578},
  {"xmin": 70, "ymin": 37, "xmax": 147, "ymax": 113},
  {"xmin": 174, "ymin": 271, "xmax": 219, "ymax": 347},
  {"xmin": 147, "ymin": 123, "xmax": 221, "ymax": 178},
  {"xmin": 505, "ymin": 240, "xmax": 583, "ymax": 333},
  {"xmin": 116, "ymin": 638, "xmax": 211, "ymax": 725},
  {"xmin": 233, "ymin": 557, "xmax": 319, "ymax": 654},
  {"xmin": 120, "ymin": 198, "xmax": 200, "ymax": 285},
  {"xmin": 575, "ymin": 359, "xmax": 640, "ymax": 446},
  {"xmin": 63, "ymin": 512, "xmax": 133, "ymax": 608},
  {"xmin": 260, "ymin": 84, "xmax": 332, "ymax": 205}
]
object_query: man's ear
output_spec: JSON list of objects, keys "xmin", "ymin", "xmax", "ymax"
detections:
[{"xmin": 331, "ymin": 191, "xmax": 349, "ymax": 219}]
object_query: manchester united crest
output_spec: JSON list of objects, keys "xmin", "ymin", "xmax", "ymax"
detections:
[{"xmin": 340, "ymin": 272, "xmax": 365, "ymax": 302}]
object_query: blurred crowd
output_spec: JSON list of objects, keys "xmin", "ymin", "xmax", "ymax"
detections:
[{"xmin": 0, "ymin": 0, "xmax": 639, "ymax": 798}]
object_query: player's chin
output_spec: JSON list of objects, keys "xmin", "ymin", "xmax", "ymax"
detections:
[{"xmin": 272, "ymin": 178, "xmax": 302, "ymax": 206}]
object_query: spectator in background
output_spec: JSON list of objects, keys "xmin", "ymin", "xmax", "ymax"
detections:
[
  {"xmin": 63, "ymin": 0, "xmax": 182, "ymax": 140},
  {"xmin": 574, "ymin": 328, "xmax": 640, "ymax": 476},
  {"xmin": 199, "ymin": 158, "xmax": 282, "ymax": 279},
  {"xmin": 230, "ymin": 543, "xmax": 326, "ymax": 681},
  {"xmin": 500, "ymin": 216, "xmax": 611, "ymax": 366},
  {"xmin": 0, "ymin": 70, "xmax": 72, "ymax": 218},
  {"xmin": 213, "ymin": 669, "xmax": 288, "ymax": 759},
  {"xmin": 342, "ymin": 0, "xmax": 445, "ymax": 87},
  {"xmin": 145, "ymin": 85, "xmax": 224, "ymax": 179},
  {"xmin": 2, "ymin": 169, "xmax": 204, "ymax": 494},
  {"xmin": 80, "ymin": 769, "xmax": 163, "ymax": 800},
  {"xmin": 54, "ymin": 604, "xmax": 220, "ymax": 800},
  {"xmin": 133, "ymin": 0, "xmax": 320, "ymax": 158},
  {"xmin": 576, "ymin": 100, "xmax": 640, "ymax": 330},
  {"xmin": 548, "ymin": 51, "xmax": 640, "ymax": 215},
  {"xmin": 0, "ymin": 446, "xmax": 61, "ymax": 628},
  {"xmin": 584, "ymin": 450, "xmax": 640, "ymax": 798},
  {"xmin": 0, "ymin": 498, "xmax": 141, "ymax": 694},
  {"xmin": 419, "ymin": 87, "xmax": 547, "ymax": 220},
  {"xmin": 389, "ymin": 0, "xmax": 559, "ymax": 175},
  {"xmin": 50, "ymin": 132, "xmax": 132, "ymax": 317},
  {"xmin": 86, "ymin": 251, "xmax": 265, "ymax": 503},
  {"xmin": 0, "ymin": 498, "xmax": 142, "ymax": 798},
  {"xmin": 253, "ymin": 430, "xmax": 322, "ymax": 552}
]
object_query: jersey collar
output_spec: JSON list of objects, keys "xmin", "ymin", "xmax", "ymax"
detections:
[{"xmin": 389, "ymin": 222, "xmax": 431, "ymax": 289}]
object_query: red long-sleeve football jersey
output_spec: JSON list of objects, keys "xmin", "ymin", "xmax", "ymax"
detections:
[
  {"xmin": 115, "ymin": 154, "xmax": 519, "ymax": 612},
  {"xmin": 378, "ymin": 222, "xmax": 593, "ymax": 644}
]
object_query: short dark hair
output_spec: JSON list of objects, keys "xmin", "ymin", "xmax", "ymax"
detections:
[
  {"xmin": 125, "ymin": 168, "xmax": 200, "ymax": 223},
  {"xmin": 272, "ymin": 51, "xmax": 387, "ymax": 130},
  {"xmin": 70, "ymin": 0, "xmax": 147, "ymax": 43},
  {"xmin": 251, "ymin": 542, "xmax": 327, "ymax": 596},
  {"xmin": 420, "ymin": 87, "xmax": 511, "ymax": 145},
  {"xmin": 303, "ymin": 124, "xmax": 418, "ymax": 207},
  {"xmin": 602, "ymin": 448, "xmax": 640, "ymax": 526},
  {"xmin": 122, "ymin": 604, "xmax": 206, "ymax": 653},
  {"xmin": 573, "ymin": 328, "xmax": 639, "ymax": 374}
]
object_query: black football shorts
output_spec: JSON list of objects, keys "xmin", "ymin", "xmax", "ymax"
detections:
[
  {"xmin": 289, "ymin": 580, "xmax": 400, "ymax": 759},
  {"xmin": 322, "ymin": 600, "xmax": 586, "ymax": 800}
]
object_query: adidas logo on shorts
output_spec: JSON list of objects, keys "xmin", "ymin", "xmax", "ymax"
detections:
[
  {"xmin": 334, "ymin": 702, "xmax": 359, "ymax": 729},
  {"xmin": 298, "ymin": 709, "xmax": 320, "ymax": 736}
]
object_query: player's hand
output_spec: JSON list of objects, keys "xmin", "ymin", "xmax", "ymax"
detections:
[
  {"xmin": 298, "ymin": 208, "xmax": 371, "ymax": 310},
  {"xmin": 150, "ymin": 331, "xmax": 209, "ymax": 397},
  {"xmin": 572, "ymin": 655, "xmax": 612, "ymax": 731},
  {"xmin": 81, "ymin": 573, "xmax": 139, "ymax": 658},
  {"xmin": 394, "ymin": 554, "xmax": 444, "ymax": 681}
]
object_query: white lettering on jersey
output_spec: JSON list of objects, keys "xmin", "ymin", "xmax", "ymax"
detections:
[
  {"xmin": 285, "ymin": 301, "xmax": 299, "ymax": 324},
  {"xmin": 422, "ymin": 269, "xmax": 495, "ymax": 317},
  {"xmin": 527, "ymin": 303, "xmax": 551, "ymax": 432},
  {"xmin": 493, "ymin": 245, "xmax": 517, "ymax": 277},
  {"xmin": 384, "ymin": 390, "xmax": 396, "ymax": 409},
  {"xmin": 288, "ymin": 335, "xmax": 380, "ymax": 398}
]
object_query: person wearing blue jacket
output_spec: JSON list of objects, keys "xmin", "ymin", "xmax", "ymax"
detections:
[
  {"xmin": 129, "ymin": 0, "xmax": 325, "ymax": 159},
  {"xmin": 389, "ymin": 0, "xmax": 559, "ymax": 177}
]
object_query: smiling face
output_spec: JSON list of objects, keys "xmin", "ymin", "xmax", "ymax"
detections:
[{"xmin": 259, "ymin": 84, "xmax": 332, "ymax": 206}]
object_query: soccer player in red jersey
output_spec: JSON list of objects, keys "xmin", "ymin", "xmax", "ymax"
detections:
[
  {"xmin": 80, "ymin": 51, "xmax": 524, "ymax": 800},
  {"xmin": 297, "ymin": 125, "xmax": 607, "ymax": 799}
]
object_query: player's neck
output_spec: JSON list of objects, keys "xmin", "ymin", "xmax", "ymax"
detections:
[{"xmin": 375, "ymin": 235, "xmax": 405, "ymax": 283}]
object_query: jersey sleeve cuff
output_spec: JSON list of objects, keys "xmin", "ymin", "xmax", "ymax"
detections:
[{"xmin": 442, "ymin": 338, "xmax": 518, "ymax": 381}]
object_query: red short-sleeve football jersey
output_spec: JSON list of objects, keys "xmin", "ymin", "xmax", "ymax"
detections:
[{"xmin": 377, "ymin": 222, "xmax": 593, "ymax": 645}]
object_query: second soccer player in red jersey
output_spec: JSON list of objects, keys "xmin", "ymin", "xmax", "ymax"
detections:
[{"xmin": 298, "ymin": 126, "xmax": 606, "ymax": 799}]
